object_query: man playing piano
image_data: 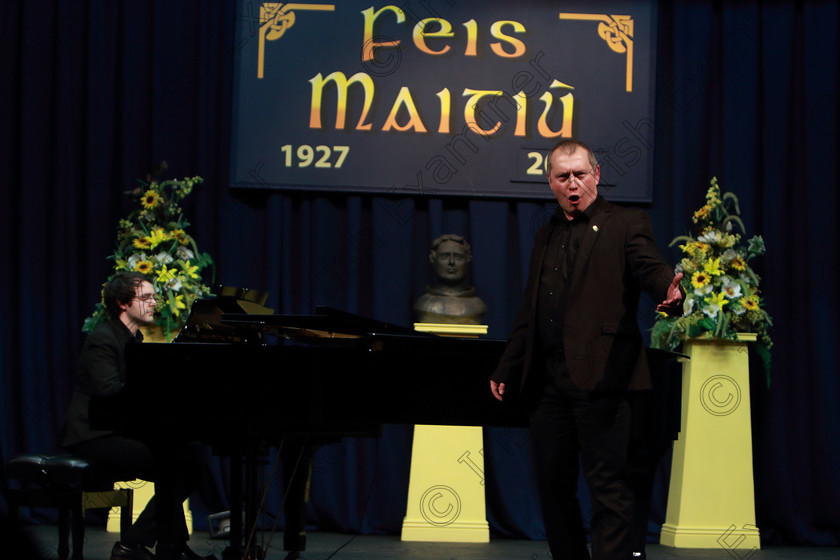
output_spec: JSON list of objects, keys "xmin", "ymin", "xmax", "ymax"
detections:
[{"xmin": 61, "ymin": 271, "xmax": 214, "ymax": 560}]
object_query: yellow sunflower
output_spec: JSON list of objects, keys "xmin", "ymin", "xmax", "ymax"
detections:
[
  {"xmin": 742, "ymin": 296, "xmax": 759, "ymax": 310},
  {"xmin": 730, "ymin": 255, "xmax": 747, "ymax": 271},
  {"xmin": 691, "ymin": 271, "xmax": 711, "ymax": 289},
  {"xmin": 171, "ymin": 228, "xmax": 190, "ymax": 245},
  {"xmin": 141, "ymin": 189, "xmax": 162, "ymax": 209},
  {"xmin": 134, "ymin": 260, "xmax": 154, "ymax": 274},
  {"xmin": 133, "ymin": 236, "xmax": 152, "ymax": 250}
]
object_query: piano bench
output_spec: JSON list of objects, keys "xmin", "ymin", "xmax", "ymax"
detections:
[{"xmin": 6, "ymin": 454, "xmax": 134, "ymax": 560}]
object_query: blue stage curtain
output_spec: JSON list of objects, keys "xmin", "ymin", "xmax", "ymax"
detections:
[{"xmin": 1, "ymin": 0, "xmax": 838, "ymax": 546}]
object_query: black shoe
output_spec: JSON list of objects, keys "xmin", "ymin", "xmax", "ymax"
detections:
[
  {"xmin": 180, "ymin": 544, "xmax": 218, "ymax": 560},
  {"xmin": 111, "ymin": 541, "xmax": 156, "ymax": 560}
]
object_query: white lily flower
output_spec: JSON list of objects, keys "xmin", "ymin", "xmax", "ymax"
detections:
[
  {"xmin": 702, "ymin": 302, "xmax": 721, "ymax": 318},
  {"xmin": 721, "ymin": 276, "xmax": 742, "ymax": 299},
  {"xmin": 176, "ymin": 246, "xmax": 195, "ymax": 260},
  {"xmin": 693, "ymin": 283, "xmax": 713, "ymax": 297},
  {"xmin": 698, "ymin": 230, "xmax": 720, "ymax": 244},
  {"xmin": 154, "ymin": 251, "xmax": 174, "ymax": 265}
]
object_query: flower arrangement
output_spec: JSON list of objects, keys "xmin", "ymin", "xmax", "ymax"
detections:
[
  {"xmin": 83, "ymin": 169, "xmax": 214, "ymax": 341},
  {"xmin": 651, "ymin": 177, "xmax": 772, "ymax": 379}
]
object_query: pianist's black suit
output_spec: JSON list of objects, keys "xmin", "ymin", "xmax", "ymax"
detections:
[{"xmin": 60, "ymin": 319, "xmax": 199, "ymax": 551}]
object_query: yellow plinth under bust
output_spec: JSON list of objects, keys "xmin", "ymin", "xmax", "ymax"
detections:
[
  {"xmin": 401, "ymin": 323, "xmax": 489, "ymax": 543},
  {"xmin": 660, "ymin": 334, "xmax": 759, "ymax": 551},
  {"xmin": 401, "ymin": 424, "xmax": 489, "ymax": 542},
  {"xmin": 106, "ymin": 480, "xmax": 192, "ymax": 534}
]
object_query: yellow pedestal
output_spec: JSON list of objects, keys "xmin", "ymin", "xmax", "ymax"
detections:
[
  {"xmin": 107, "ymin": 479, "xmax": 193, "ymax": 534},
  {"xmin": 401, "ymin": 424, "xmax": 489, "ymax": 542},
  {"xmin": 660, "ymin": 334, "xmax": 760, "ymax": 551},
  {"xmin": 401, "ymin": 322, "xmax": 489, "ymax": 543}
]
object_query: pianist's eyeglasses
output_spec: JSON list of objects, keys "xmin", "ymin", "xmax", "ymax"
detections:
[{"xmin": 134, "ymin": 294, "xmax": 157, "ymax": 302}]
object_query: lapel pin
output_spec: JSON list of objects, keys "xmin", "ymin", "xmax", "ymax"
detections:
[{"xmin": 592, "ymin": 225, "xmax": 599, "ymax": 232}]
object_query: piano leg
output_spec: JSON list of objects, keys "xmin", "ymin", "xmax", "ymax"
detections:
[
  {"xmin": 149, "ymin": 441, "xmax": 196, "ymax": 560},
  {"xmin": 282, "ymin": 438, "xmax": 316, "ymax": 555},
  {"xmin": 222, "ymin": 446, "xmax": 265, "ymax": 560},
  {"xmin": 244, "ymin": 443, "xmax": 263, "ymax": 559},
  {"xmin": 223, "ymin": 453, "xmax": 242, "ymax": 560}
]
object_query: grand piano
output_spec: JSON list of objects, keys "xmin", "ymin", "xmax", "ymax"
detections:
[
  {"xmin": 91, "ymin": 298, "xmax": 523, "ymax": 559},
  {"xmin": 90, "ymin": 294, "xmax": 683, "ymax": 560}
]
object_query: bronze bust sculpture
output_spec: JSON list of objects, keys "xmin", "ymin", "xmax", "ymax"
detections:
[{"xmin": 413, "ymin": 234, "xmax": 487, "ymax": 324}]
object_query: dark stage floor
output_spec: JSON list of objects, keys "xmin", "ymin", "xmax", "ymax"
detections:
[{"xmin": 16, "ymin": 525, "xmax": 840, "ymax": 560}]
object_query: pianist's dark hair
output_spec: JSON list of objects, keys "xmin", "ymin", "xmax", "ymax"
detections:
[{"xmin": 103, "ymin": 271, "xmax": 151, "ymax": 319}]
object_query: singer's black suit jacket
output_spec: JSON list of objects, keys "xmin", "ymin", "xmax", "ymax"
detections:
[{"xmin": 491, "ymin": 197, "xmax": 675, "ymax": 397}]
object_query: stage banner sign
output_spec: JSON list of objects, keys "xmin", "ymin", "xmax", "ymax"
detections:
[{"xmin": 231, "ymin": 1, "xmax": 657, "ymax": 201}]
